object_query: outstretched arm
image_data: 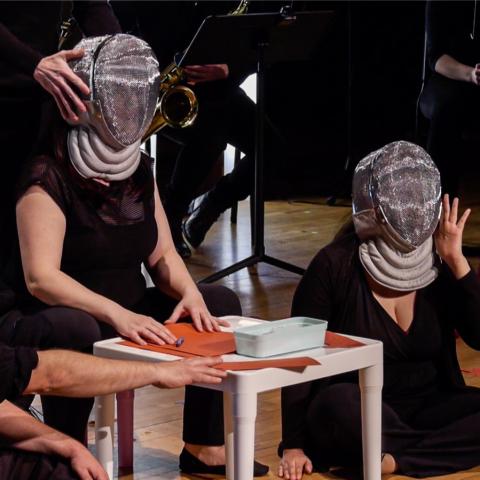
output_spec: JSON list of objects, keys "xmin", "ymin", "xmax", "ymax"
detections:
[{"xmin": 25, "ymin": 350, "xmax": 226, "ymax": 397}]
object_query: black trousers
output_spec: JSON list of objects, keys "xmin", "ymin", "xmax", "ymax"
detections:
[
  {"xmin": 419, "ymin": 72, "xmax": 480, "ymax": 196},
  {"xmin": 0, "ymin": 284, "xmax": 241, "ymax": 446},
  {"xmin": 305, "ymin": 382, "xmax": 480, "ymax": 478},
  {"xmin": 161, "ymin": 87, "xmax": 259, "ymax": 217},
  {"xmin": 0, "ymin": 449, "xmax": 78, "ymax": 480}
]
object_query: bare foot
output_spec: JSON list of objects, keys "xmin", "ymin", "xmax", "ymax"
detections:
[
  {"xmin": 184, "ymin": 443, "xmax": 226, "ymax": 466},
  {"xmin": 381, "ymin": 453, "xmax": 398, "ymax": 475}
]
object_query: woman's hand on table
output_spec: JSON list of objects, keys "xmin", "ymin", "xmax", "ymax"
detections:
[
  {"xmin": 153, "ymin": 356, "xmax": 227, "ymax": 388},
  {"xmin": 165, "ymin": 288, "xmax": 230, "ymax": 332},
  {"xmin": 112, "ymin": 308, "xmax": 177, "ymax": 346},
  {"xmin": 278, "ymin": 449, "xmax": 313, "ymax": 480},
  {"xmin": 434, "ymin": 194, "xmax": 471, "ymax": 279}
]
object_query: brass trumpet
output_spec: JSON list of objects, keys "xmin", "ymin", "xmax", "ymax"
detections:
[{"xmin": 143, "ymin": 62, "xmax": 198, "ymax": 141}]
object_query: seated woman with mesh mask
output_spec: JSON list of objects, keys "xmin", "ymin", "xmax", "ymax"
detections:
[
  {"xmin": 278, "ymin": 141, "xmax": 480, "ymax": 479},
  {"xmin": 1, "ymin": 34, "xmax": 268, "ymax": 476}
]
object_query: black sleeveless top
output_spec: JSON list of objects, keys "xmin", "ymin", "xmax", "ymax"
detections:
[{"xmin": 9, "ymin": 152, "xmax": 158, "ymax": 309}]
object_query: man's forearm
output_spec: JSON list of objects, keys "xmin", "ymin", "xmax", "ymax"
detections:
[
  {"xmin": 435, "ymin": 54, "xmax": 474, "ymax": 83},
  {"xmin": 25, "ymin": 350, "xmax": 166, "ymax": 397},
  {"xmin": 0, "ymin": 400, "xmax": 79, "ymax": 458}
]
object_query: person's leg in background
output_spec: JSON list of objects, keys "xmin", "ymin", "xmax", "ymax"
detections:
[
  {"xmin": 0, "ymin": 307, "xmax": 103, "ymax": 442},
  {"xmin": 183, "ymin": 88, "xmax": 258, "ymax": 249},
  {"xmin": 159, "ymin": 96, "xmax": 229, "ymax": 258}
]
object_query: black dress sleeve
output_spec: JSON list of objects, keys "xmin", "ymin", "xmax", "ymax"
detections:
[
  {"xmin": 16, "ymin": 156, "xmax": 71, "ymax": 216},
  {"xmin": 73, "ymin": 1, "xmax": 122, "ymax": 37},
  {"xmin": 0, "ymin": 343, "xmax": 38, "ymax": 402},
  {"xmin": 0, "ymin": 22, "xmax": 43, "ymax": 76},
  {"xmin": 281, "ymin": 248, "xmax": 335, "ymax": 451}
]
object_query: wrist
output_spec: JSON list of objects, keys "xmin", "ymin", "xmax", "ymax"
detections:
[
  {"xmin": 443, "ymin": 254, "xmax": 470, "ymax": 279},
  {"xmin": 102, "ymin": 301, "xmax": 125, "ymax": 326},
  {"xmin": 44, "ymin": 432, "xmax": 80, "ymax": 458},
  {"xmin": 181, "ymin": 284, "xmax": 201, "ymax": 298},
  {"xmin": 467, "ymin": 65, "xmax": 476, "ymax": 83},
  {"xmin": 284, "ymin": 448, "xmax": 305, "ymax": 453}
]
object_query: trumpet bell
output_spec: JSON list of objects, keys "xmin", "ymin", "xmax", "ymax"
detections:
[
  {"xmin": 142, "ymin": 85, "xmax": 198, "ymax": 141},
  {"xmin": 161, "ymin": 85, "xmax": 198, "ymax": 128}
]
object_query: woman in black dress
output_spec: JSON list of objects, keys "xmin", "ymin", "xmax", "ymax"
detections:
[
  {"xmin": 278, "ymin": 141, "xmax": 480, "ymax": 479},
  {"xmin": 0, "ymin": 34, "xmax": 268, "ymax": 476}
]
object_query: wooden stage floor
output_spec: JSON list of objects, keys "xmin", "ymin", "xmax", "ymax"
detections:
[{"xmin": 89, "ymin": 195, "xmax": 480, "ymax": 480}]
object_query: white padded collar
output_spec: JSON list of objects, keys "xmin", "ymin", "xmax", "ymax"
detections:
[{"xmin": 67, "ymin": 127, "xmax": 141, "ymax": 181}]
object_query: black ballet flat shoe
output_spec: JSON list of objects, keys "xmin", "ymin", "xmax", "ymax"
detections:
[{"xmin": 179, "ymin": 448, "xmax": 269, "ymax": 477}]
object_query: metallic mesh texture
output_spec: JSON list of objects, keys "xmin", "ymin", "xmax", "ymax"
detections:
[
  {"xmin": 353, "ymin": 141, "xmax": 442, "ymax": 247},
  {"xmin": 70, "ymin": 34, "xmax": 160, "ymax": 147}
]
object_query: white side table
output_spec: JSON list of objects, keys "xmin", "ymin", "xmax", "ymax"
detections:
[{"xmin": 93, "ymin": 316, "xmax": 383, "ymax": 480}]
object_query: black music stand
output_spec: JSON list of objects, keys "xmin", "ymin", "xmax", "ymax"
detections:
[{"xmin": 179, "ymin": 9, "xmax": 334, "ymax": 283}]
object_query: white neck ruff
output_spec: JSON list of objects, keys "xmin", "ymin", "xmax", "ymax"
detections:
[
  {"xmin": 67, "ymin": 127, "xmax": 141, "ymax": 181},
  {"xmin": 359, "ymin": 236, "xmax": 439, "ymax": 292}
]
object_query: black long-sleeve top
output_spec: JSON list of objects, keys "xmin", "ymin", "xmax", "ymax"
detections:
[
  {"xmin": 0, "ymin": 343, "xmax": 38, "ymax": 403},
  {"xmin": 281, "ymin": 233, "xmax": 480, "ymax": 450},
  {"xmin": 0, "ymin": 1, "xmax": 121, "ymax": 99},
  {"xmin": 426, "ymin": 0, "xmax": 480, "ymax": 72}
]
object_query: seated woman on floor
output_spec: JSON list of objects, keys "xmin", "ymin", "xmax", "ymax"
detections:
[
  {"xmin": 278, "ymin": 141, "xmax": 480, "ymax": 479},
  {"xmin": 0, "ymin": 34, "xmax": 268, "ymax": 476}
]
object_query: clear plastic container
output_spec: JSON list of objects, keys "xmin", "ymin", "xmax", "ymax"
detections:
[{"xmin": 234, "ymin": 317, "xmax": 328, "ymax": 358}]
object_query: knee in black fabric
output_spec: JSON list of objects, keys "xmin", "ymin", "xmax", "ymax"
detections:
[
  {"xmin": 197, "ymin": 284, "xmax": 242, "ymax": 317},
  {"xmin": 307, "ymin": 383, "xmax": 361, "ymax": 438},
  {"xmin": 35, "ymin": 307, "xmax": 102, "ymax": 351},
  {"xmin": 306, "ymin": 383, "xmax": 363, "ymax": 466},
  {"xmin": 0, "ymin": 448, "xmax": 77, "ymax": 480}
]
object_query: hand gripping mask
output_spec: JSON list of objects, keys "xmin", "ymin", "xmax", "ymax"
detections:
[
  {"xmin": 67, "ymin": 34, "xmax": 161, "ymax": 181},
  {"xmin": 352, "ymin": 141, "xmax": 442, "ymax": 291}
]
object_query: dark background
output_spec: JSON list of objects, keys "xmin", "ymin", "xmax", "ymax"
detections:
[
  {"xmin": 115, "ymin": 0, "xmax": 431, "ymax": 198},
  {"xmin": 264, "ymin": 1, "xmax": 427, "ymax": 198}
]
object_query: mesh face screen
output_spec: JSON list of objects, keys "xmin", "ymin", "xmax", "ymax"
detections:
[
  {"xmin": 70, "ymin": 35, "xmax": 160, "ymax": 147},
  {"xmin": 353, "ymin": 141, "xmax": 441, "ymax": 247}
]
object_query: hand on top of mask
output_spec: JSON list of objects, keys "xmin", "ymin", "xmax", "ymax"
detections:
[
  {"xmin": 33, "ymin": 48, "xmax": 90, "ymax": 124},
  {"xmin": 434, "ymin": 194, "xmax": 471, "ymax": 279}
]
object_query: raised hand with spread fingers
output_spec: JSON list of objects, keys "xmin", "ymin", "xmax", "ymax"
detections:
[{"xmin": 434, "ymin": 194, "xmax": 471, "ymax": 279}]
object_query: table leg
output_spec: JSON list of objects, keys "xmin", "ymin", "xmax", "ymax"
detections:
[
  {"xmin": 95, "ymin": 393, "xmax": 115, "ymax": 480},
  {"xmin": 224, "ymin": 392, "xmax": 234, "ymax": 480},
  {"xmin": 359, "ymin": 363, "xmax": 383, "ymax": 480},
  {"xmin": 232, "ymin": 392, "xmax": 257, "ymax": 480}
]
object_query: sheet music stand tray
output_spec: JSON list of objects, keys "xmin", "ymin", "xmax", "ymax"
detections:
[{"xmin": 179, "ymin": 10, "xmax": 334, "ymax": 283}]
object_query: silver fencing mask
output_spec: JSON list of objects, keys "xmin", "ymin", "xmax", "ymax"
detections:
[
  {"xmin": 67, "ymin": 34, "xmax": 160, "ymax": 180},
  {"xmin": 352, "ymin": 141, "xmax": 442, "ymax": 291}
]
